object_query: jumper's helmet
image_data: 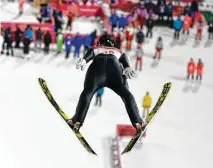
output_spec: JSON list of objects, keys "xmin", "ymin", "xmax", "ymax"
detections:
[{"xmin": 97, "ymin": 34, "xmax": 116, "ymax": 47}]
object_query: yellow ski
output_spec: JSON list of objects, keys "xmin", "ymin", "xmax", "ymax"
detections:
[
  {"xmin": 38, "ymin": 78, "xmax": 97, "ymax": 155},
  {"xmin": 121, "ymin": 82, "xmax": 172, "ymax": 154}
]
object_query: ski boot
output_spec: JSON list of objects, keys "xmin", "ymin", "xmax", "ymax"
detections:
[
  {"xmin": 134, "ymin": 121, "xmax": 147, "ymax": 132},
  {"xmin": 67, "ymin": 119, "xmax": 82, "ymax": 132}
]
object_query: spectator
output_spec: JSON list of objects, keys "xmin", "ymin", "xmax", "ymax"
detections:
[
  {"xmin": 187, "ymin": 58, "xmax": 195, "ymax": 80},
  {"xmin": 24, "ymin": 25, "xmax": 33, "ymax": 42},
  {"xmin": 90, "ymin": 29, "xmax": 97, "ymax": 47},
  {"xmin": 135, "ymin": 45, "xmax": 144, "ymax": 71},
  {"xmin": 56, "ymin": 29, "xmax": 63, "ymax": 54},
  {"xmin": 126, "ymin": 11, "xmax": 137, "ymax": 27},
  {"xmin": 137, "ymin": 4, "xmax": 147, "ymax": 28},
  {"xmin": 145, "ymin": 16, "xmax": 154, "ymax": 38},
  {"xmin": 109, "ymin": 11, "xmax": 119, "ymax": 32},
  {"xmin": 157, "ymin": 1, "xmax": 166, "ymax": 24},
  {"xmin": 65, "ymin": 34, "xmax": 72, "ymax": 59},
  {"xmin": 147, "ymin": 9, "xmax": 155, "ymax": 20},
  {"xmin": 23, "ymin": 35, "xmax": 31, "ymax": 55},
  {"xmin": 190, "ymin": 0, "xmax": 199, "ymax": 26},
  {"xmin": 118, "ymin": 14, "xmax": 127, "ymax": 30},
  {"xmin": 208, "ymin": 18, "xmax": 213, "ymax": 40},
  {"xmin": 15, "ymin": 26, "xmax": 23, "ymax": 48},
  {"xmin": 145, "ymin": 0, "xmax": 155, "ymax": 12},
  {"xmin": 18, "ymin": 0, "xmax": 25, "ymax": 16},
  {"xmin": 136, "ymin": 28, "xmax": 145, "ymax": 45},
  {"xmin": 6, "ymin": 31, "xmax": 13, "ymax": 56},
  {"xmin": 53, "ymin": 9, "xmax": 63, "ymax": 33},
  {"xmin": 112, "ymin": 28, "xmax": 118, "ymax": 40},
  {"xmin": 142, "ymin": 92, "xmax": 152, "ymax": 118},
  {"xmin": 182, "ymin": 14, "xmax": 192, "ymax": 38},
  {"xmin": 95, "ymin": 88, "xmax": 104, "ymax": 106},
  {"xmin": 73, "ymin": 33, "xmax": 82, "ymax": 58},
  {"xmin": 173, "ymin": 16, "xmax": 182, "ymax": 40},
  {"xmin": 196, "ymin": 58, "xmax": 204, "ymax": 81},
  {"xmin": 114, "ymin": 31, "xmax": 122, "ymax": 49},
  {"xmin": 35, "ymin": 27, "xmax": 43, "ymax": 50},
  {"xmin": 1, "ymin": 27, "xmax": 13, "ymax": 56},
  {"xmin": 153, "ymin": 36, "xmax": 163, "ymax": 60},
  {"xmin": 43, "ymin": 31, "xmax": 52, "ymax": 55},
  {"xmin": 109, "ymin": 0, "xmax": 118, "ymax": 12},
  {"xmin": 157, "ymin": 0, "xmax": 166, "ymax": 7},
  {"xmin": 83, "ymin": 34, "xmax": 92, "ymax": 54},
  {"xmin": 195, "ymin": 19, "xmax": 203, "ymax": 41},
  {"xmin": 66, "ymin": 11, "xmax": 75, "ymax": 31},
  {"xmin": 183, "ymin": 3, "xmax": 192, "ymax": 16},
  {"xmin": 125, "ymin": 25, "xmax": 135, "ymax": 50},
  {"xmin": 112, "ymin": 28, "xmax": 124, "ymax": 49},
  {"xmin": 38, "ymin": 3, "xmax": 51, "ymax": 23},
  {"xmin": 165, "ymin": 1, "xmax": 173, "ymax": 27}
]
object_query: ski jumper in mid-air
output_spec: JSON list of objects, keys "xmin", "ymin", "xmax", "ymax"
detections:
[{"xmin": 67, "ymin": 34, "xmax": 144, "ymax": 132}]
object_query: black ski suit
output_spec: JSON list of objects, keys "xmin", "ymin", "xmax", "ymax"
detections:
[{"xmin": 72, "ymin": 46, "xmax": 142, "ymax": 126}]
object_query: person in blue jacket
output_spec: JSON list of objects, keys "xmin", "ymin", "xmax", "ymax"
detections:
[
  {"xmin": 118, "ymin": 14, "xmax": 127, "ymax": 30},
  {"xmin": 90, "ymin": 29, "xmax": 97, "ymax": 46},
  {"xmin": 83, "ymin": 34, "xmax": 92, "ymax": 54},
  {"xmin": 173, "ymin": 17, "xmax": 183, "ymax": 40},
  {"xmin": 183, "ymin": 4, "xmax": 192, "ymax": 16},
  {"xmin": 95, "ymin": 88, "xmax": 104, "ymax": 106},
  {"xmin": 109, "ymin": 11, "xmax": 119, "ymax": 32},
  {"xmin": 65, "ymin": 34, "xmax": 72, "ymax": 59},
  {"xmin": 24, "ymin": 25, "xmax": 33, "ymax": 42},
  {"xmin": 166, "ymin": 2, "xmax": 173, "ymax": 27},
  {"xmin": 73, "ymin": 33, "xmax": 82, "ymax": 58}
]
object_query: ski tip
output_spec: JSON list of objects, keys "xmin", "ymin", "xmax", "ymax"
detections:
[
  {"xmin": 121, "ymin": 151, "xmax": 126, "ymax": 155},
  {"xmin": 38, "ymin": 78, "xmax": 45, "ymax": 83},
  {"xmin": 93, "ymin": 152, "xmax": 97, "ymax": 156},
  {"xmin": 164, "ymin": 82, "xmax": 172, "ymax": 87},
  {"xmin": 89, "ymin": 150, "xmax": 97, "ymax": 155}
]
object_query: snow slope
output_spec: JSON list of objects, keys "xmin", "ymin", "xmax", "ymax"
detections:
[
  {"xmin": 0, "ymin": 2, "xmax": 213, "ymax": 168},
  {"xmin": 0, "ymin": 28, "xmax": 212, "ymax": 168}
]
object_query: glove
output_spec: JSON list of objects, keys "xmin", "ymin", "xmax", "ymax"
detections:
[
  {"xmin": 123, "ymin": 67, "xmax": 135, "ymax": 79},
  {"xmin": 76, "ymin": 58, "xmax": 87, "ymax": 71}
]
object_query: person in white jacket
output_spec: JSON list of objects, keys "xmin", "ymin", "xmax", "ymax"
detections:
[
  {"xmin": 135, "ymin": 45, "xmax": 144, "ymax": 71},
  {"xmin": 153, "ymin": 36, "xmax": 163, "ymax": 59}
]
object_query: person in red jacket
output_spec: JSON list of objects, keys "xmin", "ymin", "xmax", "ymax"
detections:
[
  {"xmin": 195, "ymin": 19, "xmax": 203, "ymax": 41},
  {"xmin": 187, "ymin": 58, "xmax": 195, "ymax": 80},
  {"xmin": 196, "ymin": 58, "xmax": 204, "ymax": 81},
  {"xmin": 125, "ymin": 25, "xmax": 135, "ymax": 50}
]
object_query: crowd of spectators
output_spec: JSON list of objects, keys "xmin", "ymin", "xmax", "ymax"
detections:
[
  {"xmin": 1, "ymin": 0, "xmax": 213, "ymax": 60},
  {"xmin": 0, "ymin": 25, "xmax": 98, "ymax": 59}
]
